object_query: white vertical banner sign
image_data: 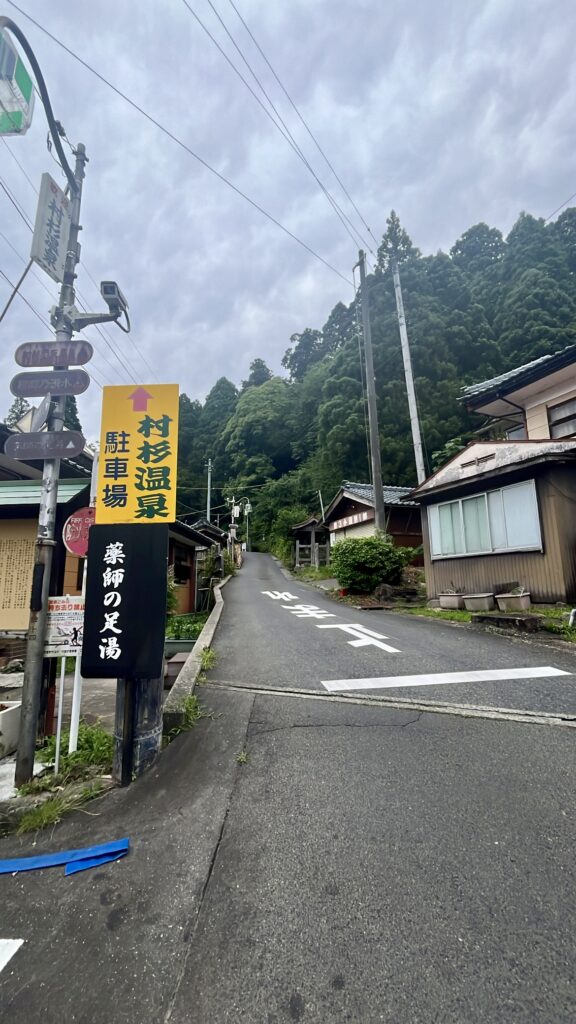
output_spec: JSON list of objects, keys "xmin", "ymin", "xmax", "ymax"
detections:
[{"xmin": 30, "ymin": 173, "xmax": 72, "ymax": 284}]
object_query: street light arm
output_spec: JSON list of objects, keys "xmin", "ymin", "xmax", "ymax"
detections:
[{"xmin": 0, "ymin": 16, "xmax": 78, "ymax": 193}]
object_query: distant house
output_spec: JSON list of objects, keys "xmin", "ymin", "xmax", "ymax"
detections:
[
  {"xmin": 322, "ymin": 481, "xmax": 422, "ymax": 553},
  {"xmin": 410, "ymin": 343, "xmax": 576, "ymax": 603}
]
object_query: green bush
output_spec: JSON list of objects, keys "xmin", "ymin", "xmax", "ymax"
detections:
[
  {"xmin": 165, "ymin": 613, "xmax": 208, "ymax": 640},
  {"xmin": 330, "ymin": 534, "xmax": 413, "ymax": 593}
]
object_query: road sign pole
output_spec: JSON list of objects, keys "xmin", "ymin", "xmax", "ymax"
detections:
[{"xmin": 15, "ymin": 143, "xmax": 87, "ymax": 787}]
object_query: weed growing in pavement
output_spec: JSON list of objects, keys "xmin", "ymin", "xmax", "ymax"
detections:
[
  {"xmin": 236, "ymin": 749, "xmax": 249, "ymax": 765},
  {"xmin": 166, "ymin": 695, "xmax": 213, "ymax": 742},
  {"xmin": 16, "ymin": 779, "xmax": 106, "ymax": 835},
  {"xmin": 200, "ymin": 647, "xmax": 217, "ymax": 671}
]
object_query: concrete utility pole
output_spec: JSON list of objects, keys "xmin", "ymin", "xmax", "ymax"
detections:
[
  {"xmin": 15, "ymin": 145, "xmax": 87, "ymax": 786},
  {"xmin": 357, "ymin": 251, "xmax": 386, "ymax": 532},
  {"xmin": 206, "ymin": 458, "xmax": 212, "ymax": 522},
  {"xmin": 392, "ymin": 261, "xmax": 426, "ymax": 484}
]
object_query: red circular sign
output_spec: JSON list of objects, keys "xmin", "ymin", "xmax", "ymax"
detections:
[{"xmin": 62, "ymin": 506, "xmax": 95, "ymax": 558}]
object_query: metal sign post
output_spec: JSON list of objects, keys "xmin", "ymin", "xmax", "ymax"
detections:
[{"xmin": 15, "ymin": 144, "xmax": 87, "ymax": 788}]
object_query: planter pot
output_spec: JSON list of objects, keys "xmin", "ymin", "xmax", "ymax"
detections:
[
  {"xmin": 0, "ymin": 700, "xmax": 21, "ymax": 758},
  {"xmin": 463, "ymin": 593, "xmax": 495, "ymax": 612},
  {"xmin": 438, "ymin": 594, "xmax": 465, "ymax": 610},
  {"xmin": 164, "ymin": 639, "xmax": 196, "ymax": 658},
  {"xmin": 495, "ymin": 593, "xmax": 531, "ymax": 612}
]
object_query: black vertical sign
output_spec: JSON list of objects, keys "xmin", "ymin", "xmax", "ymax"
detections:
[{"xmin": 81, "ymin": 524, "xmax": 169, "ymax": 679}]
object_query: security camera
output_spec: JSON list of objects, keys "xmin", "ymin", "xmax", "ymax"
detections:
[{"xmin": 100, "ymin": 281, "xmax": 129, "ymax": 316}]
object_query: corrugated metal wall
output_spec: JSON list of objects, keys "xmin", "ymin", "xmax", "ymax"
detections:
[{"xmin": 422, "ymin": 470, "xmax": 576, "ymax": 603}]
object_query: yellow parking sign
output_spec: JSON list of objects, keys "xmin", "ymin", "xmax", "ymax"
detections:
[{"xmin": 95, "ymin": 384, "xmax": 179, "ymax": 525}]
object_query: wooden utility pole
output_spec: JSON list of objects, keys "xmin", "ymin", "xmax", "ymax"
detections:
[{"xmin": 357, "ymin": 251, "xmax": 386, "ymax": 531}]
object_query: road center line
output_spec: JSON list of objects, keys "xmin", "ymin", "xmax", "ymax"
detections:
[
  {"xmin": 0, "ymin": 939, "xmax": 24, "ymax": 975},
  {"xmin": 322, "ymin": 666, "xmax": 571, "ymax": 692}
]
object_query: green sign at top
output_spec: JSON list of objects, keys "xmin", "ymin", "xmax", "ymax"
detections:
[{"xmin": 0, "ymin": 31, "xmax": 34, "ymax": 135}]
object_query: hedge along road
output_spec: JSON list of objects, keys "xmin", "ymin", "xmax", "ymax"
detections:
[{"xmin": 209, "ymin": 553, "xmax": 576, "ymax": 719}]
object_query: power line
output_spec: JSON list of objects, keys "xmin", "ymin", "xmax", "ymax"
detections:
[
  {"xmin": 226, "ymin": 0, "xmax": 380, "ymax": 248},
  {"xmin": 80, "ymin": 264, "xmax": 159, "ymax": 383},
  {"xmin": 545, "ymin": 190, "xmax": 576, "ymax": 222},
  {"xmin": 0, "ymin": 238, "xmax": 115, "ymax": 386},
  {"xmin": 7, "ymin": 1, "xmax": 352, "ymax": 286},
  {"xmin": 0, "ymin": 263, "xmax": 47, "ymax": 325},
  {"xmin": 1, "ymin": 136, "xmax": 38, "ymax": 194},
  {"xmin": 0, "ymin": 178, "xmax": 136, "ymax": 382},
  {"xmin": 1, "ymin": 138, "xmax": 159, "ymax": 384},
  {"xmin": 0, "ymin": 174, "xmax": 34, "ymax": 230},
  {"xmin": 181, "ymin": 0, "xmax": 368, "ymax": 252},
  {"xmin": 0, "ymin": 192, "xmax": 136, "ymax": 385}
]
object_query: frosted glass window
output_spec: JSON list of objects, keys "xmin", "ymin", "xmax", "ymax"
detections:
[
  {"xmin": 462, "ymin": 495, "xmax": 490, "ymax": 552},
  {"xmin": 439, "ymin": 503, "xmax": 463, "ymax": 554},
  {"xmin": 487, "ymin": 490, "xmax": 507, "ymax": 549},
  {"xmin": 501, "ymin": 481, "xmax": 541, "ymax": 548},
  {"xmin": 429, "ymin": 479, "xmax": 541, "ymax": 559}
]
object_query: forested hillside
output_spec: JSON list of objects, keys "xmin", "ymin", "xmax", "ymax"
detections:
[{"xmin": 177, "ymin": 209, "xmax": 576, "ymax": 546}]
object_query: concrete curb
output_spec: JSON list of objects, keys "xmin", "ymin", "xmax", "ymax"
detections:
[{"xmin": 163, "ymin": 575, "xmax": 232, "ymax": 733}]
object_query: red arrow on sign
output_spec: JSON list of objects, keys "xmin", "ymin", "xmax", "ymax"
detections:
[{"xmin": 129, "ymin": 387, "xmax": 153, "ymax": 412}]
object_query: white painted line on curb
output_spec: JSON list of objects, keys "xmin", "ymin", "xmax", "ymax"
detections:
[
  {"xmin": 0, "ymin": 939, "xmax": 24, "ymax": 975},
  {"xmin": 322, "ymin": 666, "xmax": 571, "ymax": 692}
]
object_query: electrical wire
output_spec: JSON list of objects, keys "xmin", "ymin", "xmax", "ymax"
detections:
[
  {"xmin": 0, "ymin": 174, "xmax": 34, "ymax": 229},
  {"xmin": 0, "ymin": 140, "xmax": 158, "ymax": 385},
  {"xmin": 226, "ymin": 0, "xmax": 380, "ymax": 248},
  {"xmin": 181, "ymin": 0, "xmax": 368, "ymax": 252},
  {"xmin": 7, "ymin": 1, "xmax": 352, "ymax": 286},
  {"xmin": 80, "ymin": 264, "xmax": 159, "ymax": 383},
  {"xmin": 0, "ymin": 242, "xmax": 113, "ymax": 386},
  {"xmin": 1, "ymin": 136, "xmax": 38, "ymax": 195},
  {"xmin": 545, "ymin": 191, "xmax": 576, "ymax": 222},
  {"xmin": 0, "ymin": 188, "xmax": 135, "ymax": 384}
]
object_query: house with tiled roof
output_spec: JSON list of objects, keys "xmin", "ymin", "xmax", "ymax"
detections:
[
  {"xmin": 322, "ymin": 481, "xmax": 422, "ymax": 554},
  {"xmin": 409, "ymin": 343, "xmax": 576, "ymax": 603}
]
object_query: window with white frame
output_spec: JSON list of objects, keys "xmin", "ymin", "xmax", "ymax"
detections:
[
  {"xmin": 428, "ymin": 480, "xmax": 541, "ymax": 558},
  {"xmin": 548, "ymin": 397, "xmax": 576, "ymax": 439}
]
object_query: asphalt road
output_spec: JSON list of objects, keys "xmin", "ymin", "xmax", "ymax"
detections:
[
  {"xmin": 1, "ymin": 553, "xmax": 576, "ymax": 1023},
  {"xmin": 212, "ymin": 553, "xmax": 576, "ymax": 715}
]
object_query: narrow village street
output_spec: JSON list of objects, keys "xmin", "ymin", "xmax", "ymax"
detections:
[{"xmin": 1, "ymin": 553, "xmax": 576, "ymax": 1023}]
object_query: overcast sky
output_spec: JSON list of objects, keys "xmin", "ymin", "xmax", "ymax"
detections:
[{"xmin": 1, "ymin": 0, "xmax": 575, "ymax": 441}]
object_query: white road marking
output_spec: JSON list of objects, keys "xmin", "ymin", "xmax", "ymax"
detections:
[
  {"xmin": 322, "ymin": 666, "xmax": 571, "ymax": 692},
  {"xmin": 262, "ymin": 591, "xmax": 298, "ymax": 601},
  {"xmin": 317, "ymin": 622, "xmax": 401, "ymax": 653},
  {"xmin": 0, "ymin": 939, "xmax": 24, "ymax": 974},
  {"xmin": 282, "ymin": 603, "xmax": 335, "ymax": 619}
]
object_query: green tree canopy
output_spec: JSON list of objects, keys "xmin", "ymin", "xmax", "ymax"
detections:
[{"xmin": 4, "ymin": 396, "xmax": 31, "ymax": 428}]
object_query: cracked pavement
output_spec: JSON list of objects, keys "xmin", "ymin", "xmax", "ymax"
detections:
[{"xmin": 1, "ymin": 554, "xmax": 576, "ymax": 1022}]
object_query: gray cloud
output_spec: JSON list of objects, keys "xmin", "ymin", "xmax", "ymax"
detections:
[{"xmin": 1, "ymin": 0, "xmax": 575, "ymax": 440}]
